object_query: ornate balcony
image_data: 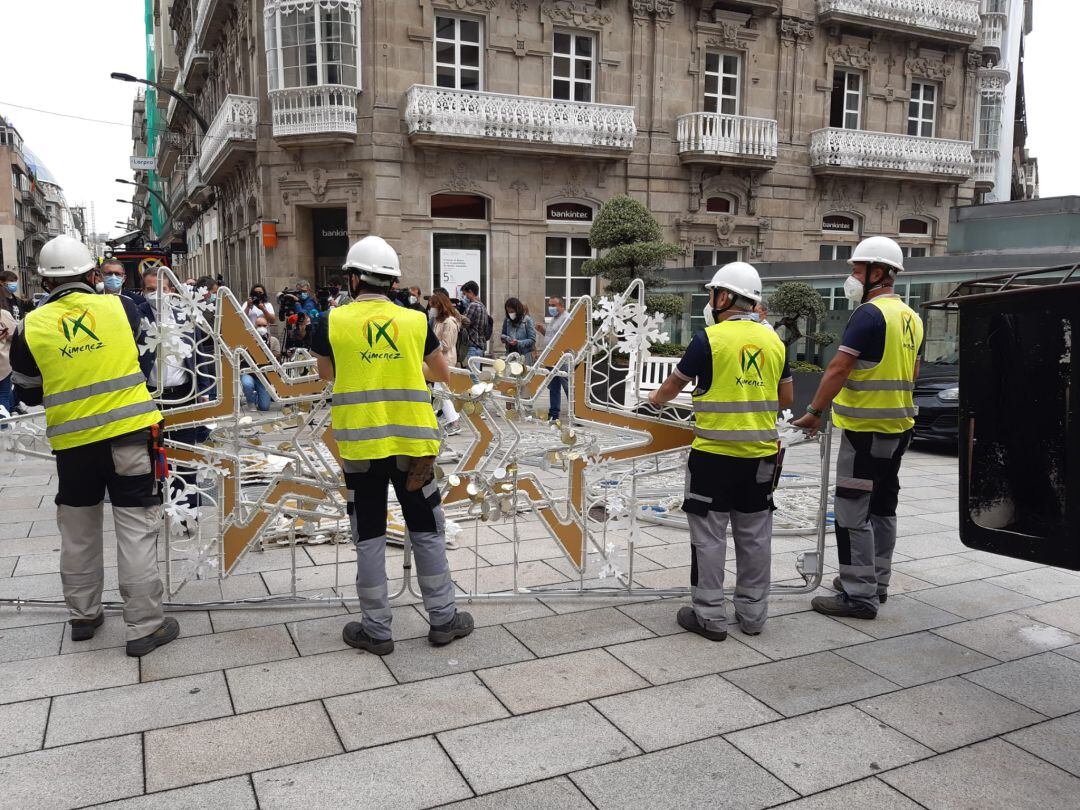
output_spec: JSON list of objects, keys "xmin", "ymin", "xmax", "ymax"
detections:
[
  {"xmin": 404, "ymin": 85, "xmax": 636, "ymax": 159},
  {"xmin": 155, "ymin": 51, "xmax": 178, "ymax": 107},
  {"xmin": 972, "ymin": 148, "xmax": 998, "ymax": 192},
  {"xmin": 981, "ymin": 11, "xmax": 1006, "ymax": 56},
  {"xmin": 816, "ymin": 0, "xmax": 981, "ymax": 45},
  {"xmin": 181, "ymin": 36, "xmax": 210, "ymax": 94},
  {"xmin": 156, "ymin": 130, "xmax": 184, "ymax": 175},
  {"xmin": 676, "ymin": 112, "xmax": 778, "ymax": 168},
  {"xmin": 809, "ymin": 128, "xmax": 974, "ymax": 184},
  {"xmin": 269, "ymin": 85, "xmax": 358, "ymax": 146},
  {"xmin": 194, "ymin": 0, "xmax": 229, "ymax": 52},
  {"xmin": 186, "ymin": 160, "xmax": 212, "ymax": 207},
  {"xmin": 199, "ymin": 95, "xmax": 258, "ymax": 186}
]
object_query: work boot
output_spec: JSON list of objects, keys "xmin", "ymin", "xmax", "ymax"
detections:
[
  {"xmin": 69, "ymin": 612, "xmax": 105, "ymax": 642},
  {"xmin": 342, "ymin": 622, "xmax": 394, "ymax": 656},
  {"xmin": 811, "ymin": 594, "xmax": 877, "ymax": 620},
  {"xmin": 832, "ymin": 576, "xmax": 888, "ymax": 604},
  {"xmin": 126, "ymin": 617, "xmax": 180, "ymax": 657},
  {"xmin": 677, "ymin": 606, "xmax": 727, "ymax": 642},
  {"xmin": 428, "ymin": 611, "xmax": 474, "ymax": 645}
]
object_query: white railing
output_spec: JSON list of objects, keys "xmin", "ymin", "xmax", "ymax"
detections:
[
  {"xmin": 194, "ymin": 0, "xmax": 212, "ymax": 47},
  {"xmin": 269, "ymin": 85, "xmax": 358, "ymax": 138},
  {"xmin": 810, "ymin": 128, "xmax": 974, "ymax": 178},
  {"xmin": 156, "ymin": 130, "xmax": 183, "ymax": 156},
  {"xmin": 677, "ymin": 112, "xmax": 778, "ymax": 161},
  {"xmin": 623, "ymin": 355, "xmax": 690, "ymax": 409},
  {"xmin": 981, "ymin": 11, "xmax": 1006, "ymax": 49},
  {"xmin": 817, "ymin": 0, "xmax": 981, "ymax": 38},
  {"xmin": 404, "ymin": 85, "xmax": 636, "ymax": 152},
  {"xmin": 972, "ymin": 148, "xmax": 998, "ymax": 187},
  {"xmin": 199, "ymin": 94, "xmax": 258, "ymax": 175},
  {"xmin": 187, "ymin": 159, "xmax": 203, "ymax": 193}
]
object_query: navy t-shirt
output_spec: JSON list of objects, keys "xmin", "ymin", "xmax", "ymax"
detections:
[
  {"xmin": 839, "ymin": 297, "xmax": 925, "ymax": 361},
  {"xmin": 676, "ymin": 318, "xmax": 792, "ymax": 395}
]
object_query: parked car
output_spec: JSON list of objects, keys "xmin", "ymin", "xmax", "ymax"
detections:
[{"xmin": 913, "ymin": 352, "xmax": 959, "ymax": 445}]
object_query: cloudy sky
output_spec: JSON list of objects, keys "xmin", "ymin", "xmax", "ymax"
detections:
[{"xmin": 0, "ymin": 0, "xmax": 1074, "ymax": 243}]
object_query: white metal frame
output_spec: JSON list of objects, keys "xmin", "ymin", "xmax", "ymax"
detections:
[
  {"xmin": 434, "ymin": 13, "xmax": 484, "ymax": 91},
  {"xmin": 703, "ymin": 50, "xmax": 741, "ymax": 115},
  {"xmin": 552, "ymin": 29, "xmax": 595, "ymax": 103},
  {"xmin": 544, "ymin": 234, "xmax": 595, "ymax": 310},
  {"xmin": 908, "ymin": 80, "xmax": 938, "ymax": 138},
  {"xmin": 833, "ymin": 68, "xmax": 863, "ymax": 130},
  {"xmin": 265, "ymin": 0, "xmax": 361, "ymax": 92}
]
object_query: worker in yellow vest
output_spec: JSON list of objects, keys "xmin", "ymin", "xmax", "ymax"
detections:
[
  {"xmin": 792, "ymin": 236, "xmax": 924, "ymax": 619},
  {"xmin": 8, "ymin": 235, "xmax": 179, "ymax": 656},
  {"xmin": 312, "ymin": 236, "xmax": 472, "ymax": 655},
  {"xmin": 650, "ymin": 262, "xmax": 792, "ymax": 640}
]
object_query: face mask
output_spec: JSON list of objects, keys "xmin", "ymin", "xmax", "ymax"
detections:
[
  {"xmin": 428, "ymin": 308, "xmax": 437, "ymax": 318},
  {"xmin": 409, "ymin": 295, "xmax": 418, "ymax": 305},
  {"xmin": 547, "ymin": 306, "xmax": 558, "ymax": 317},
  {"xmin": 843, "ymin": 274, "xmax": 864, "ymax": 305},
  {"xmin": 299, "ymin": 291, "xmax": 309, "ymax": 300},
  {"xmin": 507, "ymin": 313, "xmax": 517, "ymax": 322},
  {"xmin": 210, "ymin": 293, "xmax": 218, "ymax": 303},
  {"xmin": 4, "ymin": 282, "xmax": 16, "ymax": 293},
  {"xmin": 95, "ymin": 281, "xmax": 105, "ymax": 294},
  {"xmin": 703, "ymin": 302, "xmax": 716, "ymax": 327},
  {"xmin": 256, "ymin": 327, "xmax": 268, "ymax": 337},
  {"xmin": 104, "ymin": 275, "xmax": 124, "ymax": 292}
]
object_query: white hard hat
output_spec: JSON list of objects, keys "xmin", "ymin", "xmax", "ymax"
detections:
[
  {"xmin": 705, "ymin": 261, "xmax": 762, "ymax": 304},
  {"xmin": 343, "ymin": 235, "xmax": 401, "ymax": 284},
  {"xmin": 37, "ymin": 235, "xmax": 96, "ymax": 278},
  {"xmin": 849, "ymin": 236, "xmax": 904, "ymax": 273}
]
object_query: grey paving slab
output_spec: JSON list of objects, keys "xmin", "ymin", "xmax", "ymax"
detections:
[
  {"xmin": 452, "ymin": 597, "xmax": 554, "ymax": 626},
  {"xmin": 438, "ymin": 777, "xmax": 592, "ymax": 810},
  {"xmin": 1006, "ymin": 712, "xmax": 1080, "ymax": 778},
  {"xmin": 46, "ymin": 670, "xmax": 233, "ymax": 747},
  {"xmin": 956, "ymin": 549, "xmax": 1043, "ymax": 572},
  {"xmin": 770, "ymin": 777, "xmax": 922, "ymax": 809},
  {"xmin": 473, "ymin": 536, "xmax": 565, "ymax": 565},
  {"xmin": 1018, "ymin": 596, "xmax": 1080, "ymax": 635},
  {"xmin": 226, "ymin": 648, "xmax": 395, "ymax": 713},
  {"xmin": 383, "ymin": 625, "xmax": 535, "ymax": 683},
  {"xmin": 0, "ymin": 534, "xmax": 63, "ymax": 558},
  {"xmin": 253, "ymin": 736, "xmax": 472, "ymax": 809},
  {"xmin": 986, "ymin": 568, "xmax": 1080, "ymax": 601},
  {"xmin": 964, "ymin": 652, "xmax": 1080, "ymax": 717},
  {"xmin": 0, "ymin": 697, "xmax": 49, "ymax": 758},
  {"xmin": 0, "ymin": 620, "xmax": 62, "ymax": 663},
  {"xmin": 0, "ymin": 555, "xmax": 16, "ymax": 577},
  {"xmin": 438, "ymin": 702, "xmax": 639, "ymax": 795},
  {"xmin": 59, "ymin": 611, "xmax": 214, "ymax": 654},
  {"xmin": 139, "ymin": 623, "xmax": 297, "ymax": 682},
  {"xmin": 453, "ymin": 560, "xmax": 570, "ymax": 593},
  {"xmin": 881, "ymin": 738, "xmax": 1080, "ymax": 810},
  {"xmin": 727, "ymin": 704, "xmax": 932, "ymax": 796},
  {"xmin": 0, "ymin": 605, "xmax": 69, "ymax": 630},
  {"xmin": 144, "ymin": 701, "xmax": 343, "ymax": 792},
  {"xmin": 591, "ymin": 674, "xmax": 780, "ymax": 751},
  {"xmin": 287, "ymin": 605, "xmax": 429, "ymax": 656},
  {"xmin": 606, "ymin": 631, "xmax": 769, "ymax": 684},
  {"xmin": 614, "ymin": 598, "xmax": 691, "ymax": 635},
  {"xmin": 724, "ymin": 651, "xmax": 900, "ymax": 717},
  {"xmin": 1059, "ymin": 644, "xmax": 1080, "ymax": 663},
  {"xmin": 502, "ymin": 607, "xmax": 653, "ymax": 657},
  {"xmin": 261, "ymin": 561, "xmax": 356, "ymax": 594},
  {"xmin": 892, "ymin": 554, "xmax": 1009, "ymax": 586},
  {"xmin": 831, "ymin": 594, "xmax": 963, "ymax": 639},
  {"xmin": 0, "ymin": 734, "xmax": 144, "ymax": 810},
  {"xmin": 836, "ymin": 631, "xmax": 997, "ymax": 687},
  {"xmin": 632, "ymin": 564, "xmax": 692, "ymax": 589},
  {"xmin": 0, "ymin": 647, "xmax": 137, "ymax": 704},
  {"xmin": 478, "ymin": 648, "xmax": 647, "ymax": 714},
  {"xmin": 88, "ymin": 776, "xmax": 258, "ymax": 809},
  {"xmin": 856, "ymin": 676, "xmax": 1045, "ymax": 752},
  {"xmin": 324, "ymin": 672, "xmax": 509, "ymax": 750},
  {"xmin": 932, "ymin": 612, "xmax": 1080, "ymax": 661},
  {"xmin": 907, "ymin": 579, "xmax": 1042, "ymax": 619},
  {"xmin": 0, "ymin": 521, "xmax": 32, "ymax": 540},
  {"xmin": 208, "ymin": 600, "xmax": 349, "ymax": 633},
  {"xmin": 228, "ymin": 546, "xmax": 316, "ymax": 575},
  {"xmin": 736, "ymin": 611, "xmax": 876, "ymax": 659},
  {"xmin": 893, "ymin": 531, "xmax": 968, "ymax": 557},
  {"xmin": 12, "ymin": 548, "xmax": 115, "ymax": 576},
  {"xmin": 0, "ymin": 570, "xmax": 64, "ymax": 599},
  {"xmin": 531, "ymin": 592, "xmax": 658, "ymax": 615},
  {"xmin": 571, "ymin": 736, "xmax": 798, "ymax": 810}
]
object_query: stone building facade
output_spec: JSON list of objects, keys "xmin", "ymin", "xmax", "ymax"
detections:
[{"xmin": 144, "ymin": 0, "xmax": 1011, "ymax": 333}]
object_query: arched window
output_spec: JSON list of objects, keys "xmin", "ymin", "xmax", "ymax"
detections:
[
  {"xmin": 706, "ymin": 195, "xmax": 734, "ymax": 213},
  {"xmin": 821, "ymin": 213, "xmax": 856, "ymax": 233},
  {"xmin": 431, "ymin": 193, "xmax": 488, "ymax": 219},
  {"xmin": 265, "ymin": 0, "xmax": 360, "ymax": 91},
  {"xmin": 899, "ymin": 217, "xmax": 931, "ymax": 237}
]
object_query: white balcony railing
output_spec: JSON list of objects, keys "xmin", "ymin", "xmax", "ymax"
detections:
[
  {"xmin": 676, "ymin": 112, "xmax": 778, "ymax": 161},
  {"xmin": 810, "ymin": 128, "xmax": 974, "ymax": 179},
  {"xmin": 817, "ymin": 0, "xmax": 981, "ymax": 38},
  {"xmin": 404, "ymin": 85, "xmax": 636, "ymax": 152},
  {"xmin": 269, "ymin": 85, "xmax": 358, "ymax": 138},
  {"xmin": 199, "ymin": 94, "xmax": 258, "ymax": 175},
  {"xmin": 186, "ymin": 159, "xmax": 202, "ymax": 193},
  {"xmin": 972, "ymin": 148, "xmax": 998, "ymax": 187},
  {"xmin": 981, "ymin": 11, "xmax": 1006, "ymax": 49}
]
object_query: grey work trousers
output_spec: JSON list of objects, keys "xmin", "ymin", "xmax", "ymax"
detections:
[
  {"xmin": 55, "ymin": 429, "xmax": 165, "ymax": 641},
  {"xmin": 345, "ymin": 456, "xmax": 456, "ymax": 641}
]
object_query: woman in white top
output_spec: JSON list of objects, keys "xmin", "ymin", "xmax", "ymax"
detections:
[
  {"xmin": 245, "ymin": 284, "xmax": 277, "ymax": 325},
  {"xmin": 429, "ymin": 291, "xmax": 464, "ymax": 435}
]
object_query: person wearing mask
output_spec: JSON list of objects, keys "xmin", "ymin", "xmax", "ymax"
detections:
[
  {"xmin": 753, "ymin": 300, "xmax": 775, "ymax": 332},
  {"xmin": 428, "ymin": 291, "xmax": 463, "ymax": 435},
  {"xmin": 649, "ymin": 262, "xmax": 792, "ymax": 640},
  {"xmin": 500, "ymin": 297, "xmax": 536, "ymax": 365},
  {"xmin": 8, "ymin": 236, "xmax": 178, "ymax": 655},
  {"xmin": 328, "ymin": 275, "xmax": 350, "ymax": 307},
  {"xmin": 100, "ymin": 259, "xmax": 128, "ymax": 298},
  {"xmin": 0, "ymin": 305, "xmax": 15, "ymax": 418},
  {"xmin": 241, "ymin": 317, "xmax": 281, "ymax": 412},
  {"xmin": 544, "ymin": 297, "xmax": 571, "ymax": 421},
  {"xmin": 791, "ymin": 237, "xmax": 924, "ymax": 620},
  {"xmin": 460, "ymin": 281, "xmax": 491, "ymax": 361},
  {"xmin": 311, "ymin": 235, "xmax": 473, "ymax": 655},
  {"xmin": 0, "ymin": 270, "xmax": 31, "ymax": 321},
  {"xmin": 245, "ymin": 284, "xmax": 277, "ymax": 325}
]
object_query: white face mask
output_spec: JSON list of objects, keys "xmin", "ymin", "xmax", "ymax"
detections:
[
  {"xmin": 843, "ymin": 274, "xmax": 864, "ymax": 305},
  {"xmin": 702, "ymin": 302, "xmax": 716, "ymax": 327},
  {"xmin": 428, "ymin": 308, "xmax": 437, "ymax": 318},
  {"xmin": 256, "ymin": 327, "xmax": 268, "ymax": 337},
  {"xmin": 94, "ymin": 281, "xmax": 105, "ymax": 294}
]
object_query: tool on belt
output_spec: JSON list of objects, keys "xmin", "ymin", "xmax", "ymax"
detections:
[
  {"xmin": 149, "ymin": 423, "xmax": 169, "ymax": 487},
  {"xmin": 771, "ymin": 441, "xmax": 786, "ymax": 493},
  {"xmin": 406, "ymin": 456, "xmax": 436, "ymax": 492}
]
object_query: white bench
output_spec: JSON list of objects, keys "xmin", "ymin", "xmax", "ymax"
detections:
[{"xmin": 623, "ymin": 354, "xmax": 693, "ymax": 409}]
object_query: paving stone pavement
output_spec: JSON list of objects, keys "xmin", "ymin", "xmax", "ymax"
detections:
[{"xmin": 1, "ymin": 446, "xmax": 1080, "ymax": 808}]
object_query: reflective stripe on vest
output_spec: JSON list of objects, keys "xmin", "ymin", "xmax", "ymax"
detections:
[
  {"xmin": 691, "ymin": 318, "xmax": 786, "ymax": 459},
  {"xmin": 23, "ymin": 292, "xmax": 161, "ymax": 451},
  {"xmin": 328, "ymin": 299, "xmax": 441, "ymax": 461},
  {"xmin": 832, "ymin": 296, "xmax": 924, "ymax": 435}
]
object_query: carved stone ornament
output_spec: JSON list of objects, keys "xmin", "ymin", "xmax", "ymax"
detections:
[
  {"xmin": 828, "ymin": 44, "xmax": 875, "ymax": 70},
  {"xmin": 447, "ymin": 161, "xmax": 481, "ymax": 192},
  {"xmin": 779, "ymin": 16, "xmax": 815, "ymax": 44},
  {"xmin": 905, "ymin": 56, "xmax": 953, "ymax": 81},
  {"xmin": 705, "ymin": 23, "xmax": 741, "ymax": 49},
  {"xmin": 510, "ymin": 0, "xmax": 529, "ymax": 19},
  {"xmin": 715, "ymin": 215, "xmax": 734, "ymax": 244},
  {"xmin": 966, "ymin": 51, "xmax": 984, "ymax": 73},
  {"xmin": 432, "ymin": 0, "xmax": 498, "ymax": 11},
  {"xmin": 631, "ymin": 0, "xmax": 676, "ymax": 20},
  {"xmin": 278, "ymin": 167, "xmax": 362, "ymax": 206},
  {"xmin": 541, "ymin": 0, "xmax": 612, "ymax": 27}
]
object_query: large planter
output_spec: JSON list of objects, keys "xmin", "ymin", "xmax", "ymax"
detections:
[{"xmin": 791, "ymin": 371, "xmax": 824, "ymax": 416}]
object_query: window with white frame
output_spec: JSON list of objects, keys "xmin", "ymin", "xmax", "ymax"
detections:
[
  {"xmin": 545, "ymin": 237, "xmax": 594, "ymax": 308},
  {"xmin": 435, "ymin": 16, "xmax": 482, "ymax": 91},
  {"xmin": 902, "ymin": 246, "xmax": 928, "ymax": 258},
  {"xmin": 977, "ymin": 97, "xmax": 1002, "ymax": 150},
  {"xmin": 704, "ymin": 52, "xmax": 740, "ymax": 115},
  {"xmin": 553, "ymin": 31, "xmax": 594, "ymax": 102},
  {"xmin": 265, "ymin": 0, "xmax": 360, "ymax": 91},
  {"xmin": 908, "ymin": 82, "xmax": 937, "ymax": 137},
  {"xmin": 830, "ymin": 69, "xmax": 862, "ymax": 129}
]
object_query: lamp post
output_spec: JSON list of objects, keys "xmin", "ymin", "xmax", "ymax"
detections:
[
  {"xmin": 116, "ymin": 178, "xmax": 173, "ymax": 221},
  {"xmin": 109, "ymin": 72, "xmax": 210, "ymax": 134},
  {"xmin": 117, "ymin": 199, "xmax": 155, "ymax": 241}
]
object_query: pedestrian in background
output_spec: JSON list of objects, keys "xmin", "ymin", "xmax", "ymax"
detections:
[
  {"xmin": 428, "ymin": 291, "xmax": 463, "ymax": 435},
  {"xmin": 460, "ymin": 280, "xmax": 491, "ymax": 362},
  {"xmin": 0, "ymin": 269, "xmax": 31, "ymax": 320},
  {"xmin": 0, "ymin": 306, "xmax": 16, "ymax": 418},
  {"xmin": 241, "ymin": 316, "xmax": 280, "ymax": 412},
  {"xmin": 500, "ymin": 297, "xmax": 536, "ymax": 364},
  {"xmin": 543, "ymin": 296, "xmax": 570, "ymax": 421},
  {"xmin": 245, "ymin": 284, "xmax": 277, "ymax": 325}
]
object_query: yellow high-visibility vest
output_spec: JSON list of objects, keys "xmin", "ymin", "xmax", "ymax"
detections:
[
  {"xmin": 328, "ymin": 298, "xmax": 441, "ymax": 460},
  {"xmin": 692, "ymin": 317, "xmax": 786, "ymax": 459},
  {"xmin": 833, "ymin": 295, "xmax": 924, "ymax": 434},
  {"xmin": 24, "ymin": 291, "xmax": 161, "ymax": 451}
]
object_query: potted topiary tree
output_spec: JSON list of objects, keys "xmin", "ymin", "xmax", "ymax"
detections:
[{"xmin": 768, "ymin": 281, "xmax": 836, "ymax": 414}]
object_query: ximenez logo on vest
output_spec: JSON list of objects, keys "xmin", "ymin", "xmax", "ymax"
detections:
[
  {"xmin": 360, "ymin": 316, "xmax": 403, "ymax": 363},
  {"xmin": 901, "ymin": 313, "xmax": 917, "ymax": 351},
  {"xmin": 736, "ymin": 343, "xmax": 767, "ymax": 388},
  {"xmin": 57, "ymin": 308, "xmax": 105, "ymax": 358}
]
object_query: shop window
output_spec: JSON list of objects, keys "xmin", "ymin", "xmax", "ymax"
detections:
[{"xmin": 431, "ymin": 193, "xmax": 488, "ymax": 219}]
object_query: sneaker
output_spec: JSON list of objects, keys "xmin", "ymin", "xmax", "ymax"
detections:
[
  {"xmin": 676, "ymin": 606, "xmax": 727, "ymax": 642},
  {"xmin": 342, "ymin": 622, "xmax": 394, "ymax": 655},
  {"xmin": 444, "ymin": 421, "xmax": 462, "ymax": 436},
  {"xmin": 14, "ymin": 402, "xmax": 28, "ymax": 415},
  {"xmin": 69, "ymin": 612, "xmax": 105, "ymax": 642},
  {"xmin": 811, "ymin": 593, "xmax": 877, "ymax": 620},
  {"xmin": 428, "ymin": 611, "xmax": 474, "ymax": 645},
  {"xmin": 126, "ymin": 617, "xmax": 180, "ymax": 657},
  {"xmin": 832, "ymin": 576, "xmax": 888, "ymax": 604}
]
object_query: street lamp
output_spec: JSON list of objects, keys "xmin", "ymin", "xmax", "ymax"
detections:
[
  {"xmin": 117, "ymin": 199, "xmax": 155, "ymax": 240},
  {"xmin": 116, "ymin": 178, "xmax": 173, "ymax": 221},
  {"xmin": 109, "ymin": 72, "xmax": 210, "ymax": 134}
]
